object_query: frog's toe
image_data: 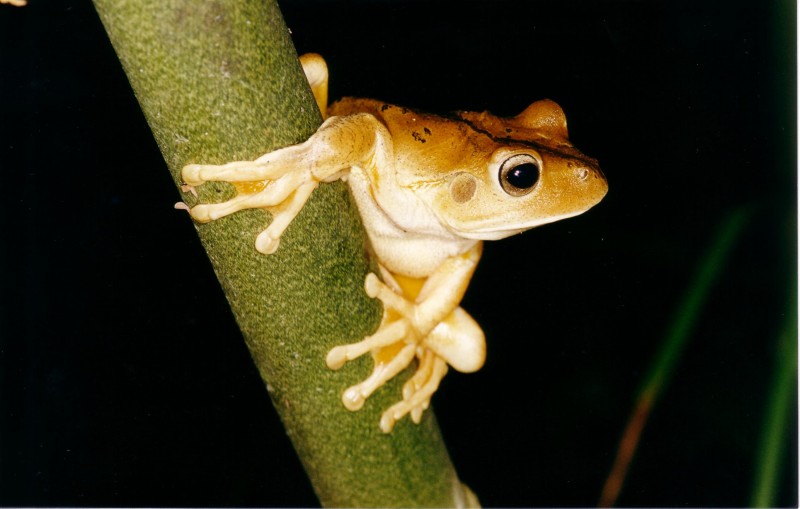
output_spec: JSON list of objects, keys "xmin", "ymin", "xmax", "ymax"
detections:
[
  {"xmin": 364, "ymin": 272, "xmax": 382, "ymax": 298},
  {"xmin": 325, "ymin": 345, "xmax": 350, "ymax": 370},
  {"xmin": 181, "ymin": 163, "xmax": 206, "ymax": 187},
  {"xmin": 338, "ymin": 341, "xmax": 417, "ymax": 414},
  {"xmin": 364, "ymin": 273, "xmax": 414, "ymax": 318},
  {"xmin": 326, "ymin": 320, "xmax": 409, "ymax": 370},
  {"xmin": 378, "ymin": 353, "xmax": 448, "ymax": 432},
  {"xmin": 379, "ymin": 410, "xmax": 399, "ymax": 433},
  {"xmin": 255, "ymin": 229, "xmax": 281, "ymax": 255},
  {"xmin": 187, "ymin": 203, "xmax": 216, "ymax": 223},
  {"xmin": 342, "ymin": 386, "xmax": 367, "ymax": 411},
  {"xmin": 379, "ymin": 397, "xmax": 427, "ymax": 432},
  {"xmin": 410, "ymin": 405, "xmax": 425, "ymax": 424}
]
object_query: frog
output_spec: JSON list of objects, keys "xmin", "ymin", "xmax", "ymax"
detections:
[{"xmin": 180, "ymin": 53, "xmax": 607, "ymax": 433}]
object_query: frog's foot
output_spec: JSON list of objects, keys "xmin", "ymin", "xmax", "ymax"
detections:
[
  {"xmin": 327, "ymin": 319, "xmax": 417, "ymax": 410},
  {"xmin": 327, "ymin": 272, "xmax": 460, "ymax": 432},
  {"xmin": 180, "ymin": 153, "xmax": 319, "ymax": 254}
]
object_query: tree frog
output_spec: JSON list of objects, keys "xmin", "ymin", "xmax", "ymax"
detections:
[{"xmin": 180, "ymin": 54, "xmax": 607, "ymax": 433}]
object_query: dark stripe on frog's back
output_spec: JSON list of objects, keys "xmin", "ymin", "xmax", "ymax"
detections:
[
  {"xmin": 327, "ymin": 97, "xmax": 595, "ymax": 166},
  {"xmin": 329, "ymin": 96, "xmax": 528, "ymax": 145},
  {"xmin": 448, "ymin": 110, "xmax": 597, "ymax": 165}
]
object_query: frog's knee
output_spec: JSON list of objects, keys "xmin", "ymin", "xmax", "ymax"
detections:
[
  {"xmin": 427, "ymin": 308, "xmax": 486, "ymax": 373},
  {"xmin": 299, "ymin": 53, "xmax": 328, "ymax": 117}
]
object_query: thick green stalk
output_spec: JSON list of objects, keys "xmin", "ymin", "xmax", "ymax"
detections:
[{"xmin": 91, "ymin": 1, "xmax": 464, "ymax": 506}]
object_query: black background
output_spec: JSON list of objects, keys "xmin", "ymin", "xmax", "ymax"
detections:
[{"xmin": 0, "ymin": 0, "xmax": 796, "ymax": 506}]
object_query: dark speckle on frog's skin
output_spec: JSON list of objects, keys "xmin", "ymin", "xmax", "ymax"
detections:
[
  {"xmin": 381, "ymin": 104, "xmax": 391, "ymax": 112},
  {"xmin": 411, "ymin": 131, "xmax": 427, "ymax": 143},
  {"xmin": 424, "ymin": 127, "xmax": 432, "ymax": 135}
]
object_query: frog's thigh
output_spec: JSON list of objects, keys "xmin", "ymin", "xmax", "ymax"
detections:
[{"xmin": 424, "ymin": 307, "xmax": 486, "ymax": 374}]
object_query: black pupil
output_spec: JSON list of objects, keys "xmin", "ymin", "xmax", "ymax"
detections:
[{"xmin": 506, "ymin": 162, "xmax": 539, "ymax": 189}]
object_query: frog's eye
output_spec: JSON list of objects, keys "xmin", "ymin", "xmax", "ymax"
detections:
[{"xmin": 499, "ymin": 154, "xmax": 540, "ymax": 196}]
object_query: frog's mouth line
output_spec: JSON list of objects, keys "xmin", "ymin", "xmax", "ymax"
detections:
[{"xmin": 446, "ymin": 210, "xmax": 586, "ymax": 241}]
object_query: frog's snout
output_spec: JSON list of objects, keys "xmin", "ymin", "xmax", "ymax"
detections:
[{"xmin": 580, "ymin": 162, "xmax": 608, "ymax": 202}]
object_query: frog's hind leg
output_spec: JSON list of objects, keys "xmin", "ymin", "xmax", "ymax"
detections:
[
  {"xmin": 423, "ymin": 307, "xmax": 486, "ymax": 374},
  {"xmin": 299, "ymin": 53, "xmax": 329, "ymax": 118},
  {"xmin": 393, "ymin": 308, "xmax": 483, "ymax": 427}
]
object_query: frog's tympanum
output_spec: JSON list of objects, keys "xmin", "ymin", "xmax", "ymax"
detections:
[{"xmin": 181, "ymin": 54, "xmax": 607, "ymax": 432}]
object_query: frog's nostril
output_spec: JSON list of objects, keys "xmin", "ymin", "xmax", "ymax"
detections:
[{"xmin": 577, "ymin": 168, "xmax": 590, "ymax": 181}]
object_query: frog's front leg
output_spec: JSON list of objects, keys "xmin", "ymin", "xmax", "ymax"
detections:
[
  {"xmin": 180, "ymin": 113, "xmax": 392, "ymax": 254},
  {"xmin": 327, "ymin": 243, "xmax": 486, "ymax": 432}
]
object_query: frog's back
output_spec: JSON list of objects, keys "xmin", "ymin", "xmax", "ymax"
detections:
[
  {"xmin": 328, "ymin": 97, "xmax": 477, "ymax": 161},
  {"xmin": 328, "ymin": 97, "xmax": 445, "ymax": 135},
  {"xmin": 328, "ymin": 97, "xmax": 405, "ymax": 119}
]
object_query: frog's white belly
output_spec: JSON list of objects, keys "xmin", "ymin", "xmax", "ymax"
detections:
[
  {"xmin": 365, "ymin": 228, "xmax": 476, "ymax": 278},
  {"xmin": 346, "ymin": 167, "xmax": 476, "ymax": 278}
]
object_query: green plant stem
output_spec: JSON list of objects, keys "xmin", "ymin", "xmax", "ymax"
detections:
[
  {"xmin": 599, "ymin": 208, "xmax": 751, "ymax": 507},
  {"xmin": 91, "ymin": 1, "xmax": 465, "ymax": 506}
]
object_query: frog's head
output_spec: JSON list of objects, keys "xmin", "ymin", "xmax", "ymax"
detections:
[{"xmin": 432, "ymin": 99, "xmax": 608, "ymax": 240}]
